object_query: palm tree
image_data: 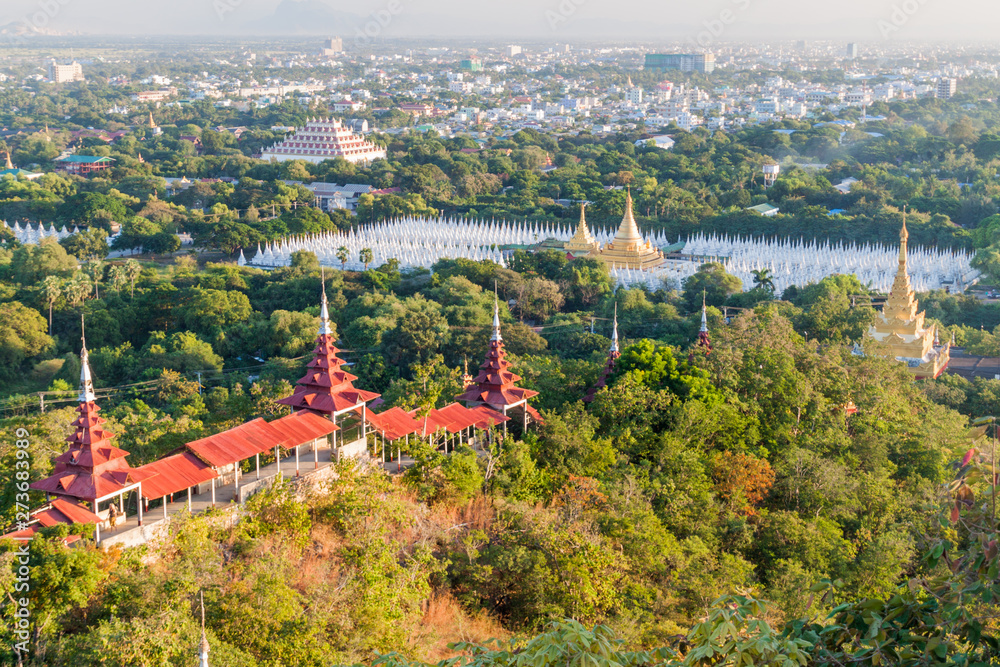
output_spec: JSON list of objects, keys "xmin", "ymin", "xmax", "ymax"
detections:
[
  {"xmin": 336, "ymin": 246, "xmax": 349, "ymax": 269},
  {"xmin": 108, "ymin": 264, "xmax": 126, "ymax": 293},
  {"xmin": 359, "ymin": 247, "xmax": 373, "ymax": 271},
  {"xmin": 41, "ymin": 275, "xmax": 62, "ymax": 334},
  {"xmin": 64, "ymin": 277, "xmax": 91, "ymax": 307},
  {"xmin": 86, "ymin": 260, "xmax": 105, "ymax": 299},
  {"xmin": 751, "ymin": 268, "xmax": 775, "ymax": 293},
  {"xmin": 124, "ymin": 259, "xmax": 142, "ymax": 298}
]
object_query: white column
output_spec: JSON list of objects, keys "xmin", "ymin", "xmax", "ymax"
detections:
[
  {"xmin": 137, "ymin": 487, "xmax": 143, "ymax": 526},
  {"xmin": 162, "ymin": 496, "xmax": 168, "ymax": 520},
  {"xmin": 211, "ymin": 477, "xmax": 216, "ymax": 507},
  {"xmin": 275, "ymin": 445, "xmax": 281, "ymax": 480},
  {"xmin": 295, "ymin": 445, "xmax": 300, "ymax": 477},
  {"xmin": 314, "ymin": 438, "xmax": 319, "ymax": 468},
  {"xmin": 187, "ymin": 487, "xmax": 192, "ymax": 511},
  {"xmin": 256, "ymin": 453, "xmax": 260, "ymax": 479}
]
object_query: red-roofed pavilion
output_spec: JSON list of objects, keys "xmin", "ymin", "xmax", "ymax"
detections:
[
  {"xmin": 277, "ymin": 277, "xmax": 380, "ymax": 460},
  {"xmin": 30, "ymin": 331, "xmax": 156, "ymax": 541},
  {"xmin": 455, "ymin": 296, "xmax": 542, "ymax": 432}
]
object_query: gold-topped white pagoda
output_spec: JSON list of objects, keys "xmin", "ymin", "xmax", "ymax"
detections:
[
  {"xmin": 863, "ymin": 218, "xmax": 950, "ymax": 379},
  {"xmin": 596, "ymin": 190, "xmax": 664, "ymax": 270},
  {"xmin": 564, "ymin": 204, "xmax": 600, "ymax": 257}
]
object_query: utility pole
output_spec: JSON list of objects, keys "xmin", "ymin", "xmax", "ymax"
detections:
[{"xmin": 195, "ymin": 371, "xmax": 202, "ymax": 395}]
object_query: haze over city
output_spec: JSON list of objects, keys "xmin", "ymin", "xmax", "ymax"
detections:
[{"xmin": 1, "ymin": 0, "xmax": 998, "ymax": 40}]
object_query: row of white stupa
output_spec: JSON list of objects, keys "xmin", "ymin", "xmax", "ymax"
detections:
[
  {"xmin": 4, "ymin": 221, "xmax": 79, "ymax": 243},
  {"xmin": 683, "ymin": 231, "xmax": 979, "ymax": 294}
]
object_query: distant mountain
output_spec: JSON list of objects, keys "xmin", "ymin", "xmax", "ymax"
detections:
[{"xmin": 240, "ymin": 0, "xmax": 363, "ymax": 36}]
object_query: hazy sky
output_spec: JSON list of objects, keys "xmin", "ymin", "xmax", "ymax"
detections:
[{"xmin": 2, "ymin": 0, "xmax": 998, "ymax": 41}]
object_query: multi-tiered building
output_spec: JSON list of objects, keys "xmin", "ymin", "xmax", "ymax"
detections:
[
  {"xmin": 261, "ymin": 118, "xmax": 386, "ymax": 165},
  {"xmin": 564, "ymin": 203, "xmax": 601, "ymax": 258},
  {"xmin": 456, "ymin": 296, "xmax": 542, "ymax": 431},
  {"xmin": 863, "ymin": 219, "xmax": 950, "ymax": 379},
  {"xmin": 596, "ymin": 190, "xmax": 664, "ymax": 270}
]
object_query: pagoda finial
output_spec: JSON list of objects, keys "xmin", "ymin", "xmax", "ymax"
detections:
[
  {"xmin": 700, "ymin": 290, "xmax": 708, "ymax": 333},
  {"xmin": 79, "ymin": 315, "xmax": 96, "ymax": 403},
  {"xmin": 491, "ymin": 282, "xmax": 502, "ymax": 343},
  {"xmin": 318, "ymin": 267, "xmax": 333, "ymax": 335},
  {"xmin": 610, "ymin": 302, "xmax": 619, "ymax": 353},
  {"xmin": 899, "ymin": 206, "xmax": 909, "ymax": 266},
  {"xmin": 199, "ymin": 590, "xmax": 210, "ymax": 667},
  {"xmin": 3, "ymin": 150, "xmax": 12, "ymax": 170},
  {"xmin": 148, "ymin": 111, "xmax": 156, "ymax": 129}
]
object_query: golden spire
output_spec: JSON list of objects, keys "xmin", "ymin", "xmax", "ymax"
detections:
[
  {"xmin": 564, "ymin": 202, "xmax": 599, "ymax": 256},
  {"xmin": 3, "ymin": 150, "xmax": 12, "ymax": 170},
  {"xmin": 148, "ymin": 111, "xmax": 156, "ymax": 129},
  {"xmin": 613, "ymin": 188, "xmax": 644, "ymax": 246}
]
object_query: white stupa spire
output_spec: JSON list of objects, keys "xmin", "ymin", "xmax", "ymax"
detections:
[
  {"xmin": 79, "ymin": 315, "xmax": 96, "ymax": 403},
  {"xmin": 700, "ymin": 291, "xmax": 708, "ymax": 334},
  {"xmin": 318, "ymin": 268, "xmax": 333, "ymax": 336},
  {"xmin": 199, "ymin": 591, "xmax": 210, "ymax": 667},
  {"xmin": 491, "ymin": 284, "xmax": 502, "ymax": 343},
  {"xmin": 610, "ymin": 302, "xmax": 619, "ymax": 353}
]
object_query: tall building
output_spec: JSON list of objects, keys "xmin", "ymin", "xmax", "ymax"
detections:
[
  {"xmin": 320, "ymin": 37, "xmax": 343, "ymax": 56},
  {"xmin": 48, "ymin": 60, "xmax": 84, "ymax": 83},
  {"xmin": 937, "ymin": 78, "xmax": 958, "ymax": 99},
  {"xmin": 505, "ymin": 45, "xmax": 522, "ymax": 57},
  {"xmin": 862, "ymin": 218, "xmax": 950, "ymax": 379},
  {"xmin": 460, "ymin": 58, "xmax": 483, "ymax": 72},
  {"xmin": 644, "ymin": 53, "xmax": 715, "ymax": 74},
  {"xmin": 846, "ymin": 43, "xmax": 858, "ymax": 59},
  {"xmin": 261, "ymin": 118, "xmax": 386, "ymax": 165}
]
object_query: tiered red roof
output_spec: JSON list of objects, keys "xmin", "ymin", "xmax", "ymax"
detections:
[
  {"xmin": 455, "ymin": 299, "xmax": 541, "ymax": 423},
  {"xmin": 31, "ymin": 342, "xmax": 155, "ymax": 504},
  {"xmin": 277, "ymin": 283, "xmax": 380, "ymax": 417},
  {"xmin": 585, "ymin": 305, "xmax": 621, "ymax": 403}
]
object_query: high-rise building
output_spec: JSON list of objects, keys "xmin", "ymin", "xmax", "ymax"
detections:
[
  {"xmin": 460, "ymin": 58, "xmax": 483, "ymax": 72},
  {"xmin": 644, "ymin": 53, "xmax": 715, "ymax": 74},
  {"xmin": 936, "ymin": 78, "xmax": 958, "ymax": 99},
  {"xmin": 320, "ymin": 37, "xmax": 343, "ymax": 56},
  {"xmin": 48, "ymin": 60, "xmax": 84, "ymax": 83},
  {"xmin": 846, "ymin": 43, "xmax": 858, "ymax": 59},
  {"xmin": 505, "ymin": 45, "xmax": 522, "ymax": 57}
]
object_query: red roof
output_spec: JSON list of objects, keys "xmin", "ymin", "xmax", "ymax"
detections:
[
  {"xmin": 368, "ymin": 407, "xmax": 422, "ymax": 441},
  {"xmin": 467, "ymin": 405, "xmax": 511, "ymax": 429},
  {"xmin": 135, "ymin": 451, "xmax": 219, "ymax": 500},
  {"xmin": 186, "ymin": 418, "xmax": 288, "ymax": 468},
  {"xmin": 435, "ymin": 403, "xmax": 482, "ymax": 433},
  {"xmin": 0, "ymin": 499, "xmax": 100, "ymax": 543},
  {"xmin": 408, "ymin": 408, "xmax": 455, "ymax": 438},
  {"xmin": 270, "ymin": 410, "xmax": 339, "ymax": 448}
]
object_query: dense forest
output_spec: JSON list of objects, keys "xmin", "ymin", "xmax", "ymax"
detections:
[{"xmin": 4, "ymin": 47, "xmax": 1000, "ymax": 666}]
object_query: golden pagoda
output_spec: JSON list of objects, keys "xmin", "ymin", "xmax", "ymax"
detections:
[
  {"xmin": 564, "ymin": 203, "xmax": 600, "ymax": 257},
  {"xmin": 863, "ymin": 217, "xmax": 950, "ymax": 379},
  {"xmin": 596, "ymin": 189, "xmax": 664, "ymax": 270}
]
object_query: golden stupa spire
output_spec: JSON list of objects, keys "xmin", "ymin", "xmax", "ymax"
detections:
[
  {"xmin": 614, "ymin": 188, "xmax": 644, "ymax": 245},
  {"xmin": 3, "ymin": 150, "xmax": 12, "ymax": 170},
  {"xmin": 148, "ymin": 111, "xmax": 156, "ymax": 129},
  {"xmin": 564, "ymin": 202, "xmax": 599, "ymax": 256},
  {"xmin": 594, "ymin": 188, "xmax": 664, "ymax": 270}
]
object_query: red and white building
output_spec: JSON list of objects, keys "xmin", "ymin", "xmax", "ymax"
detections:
[{"xmin": 261, "ymin": 118, "xmax": 386, "ymax": 165}]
